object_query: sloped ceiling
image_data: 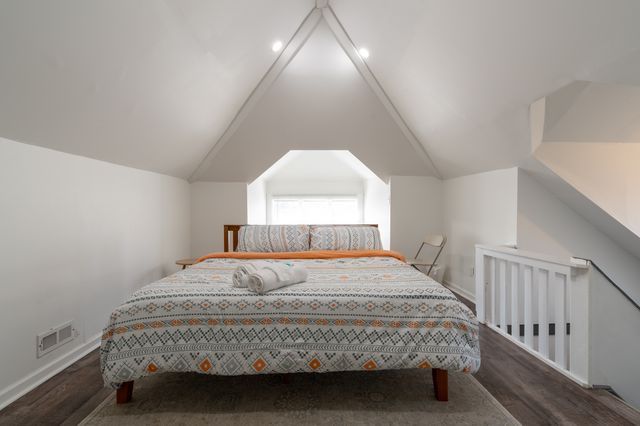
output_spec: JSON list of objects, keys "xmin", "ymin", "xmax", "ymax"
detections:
[
  {"xmin": 1, "ymin": 0, "xmax": 639, "ymax": 180},
  {"xmin": 0, "ymin": 0, "xmax": 313, "ymax": 178},
  {"xmin": 530, "ymin": 80, "xmax": 640, "ymax": 240},
  {"xmin": 542, "ymin": 81, "xmax": 640, "ymax": 143},
  {"xmin": 258, "ymin": 151, "xmax": 379, "ymax": 183},
  {"xmin": 331, "ymin": 0, "xmax": 640, "ymax": 177},
  {"xmin": 195, "ymin": 19, "xmax": 432, "ymax": 182}
]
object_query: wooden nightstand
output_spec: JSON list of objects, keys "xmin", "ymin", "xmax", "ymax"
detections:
[{"xmin": 176, "ymin": 258, "xmax": 197, "ymax": 270}]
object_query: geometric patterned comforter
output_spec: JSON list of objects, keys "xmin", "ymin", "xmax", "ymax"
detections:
[{"xmin": 100, "ymin": 256, "xmax": 481, "ymax": 388}]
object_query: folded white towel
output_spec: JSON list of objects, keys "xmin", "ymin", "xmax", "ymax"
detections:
[
  {"xmin": 247, "ymin": 263, "xmax": 308, "ymax": 294},
  {"xmin": 232, "ymin": 261, "xmax": 272, "ymax": 288}
]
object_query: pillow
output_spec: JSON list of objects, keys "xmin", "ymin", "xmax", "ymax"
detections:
[
  {"xmin": 310, "ymin": 225, "xmax": 382, "ymax": 251},
  {"xmin": 237, "ymin": 225, "xmax": 310, "ymax": 252}
]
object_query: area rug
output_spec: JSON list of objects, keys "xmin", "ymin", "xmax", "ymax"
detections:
[{"xmin": 80, "ymin": 370, "xmax": 519, "ymax": 425}]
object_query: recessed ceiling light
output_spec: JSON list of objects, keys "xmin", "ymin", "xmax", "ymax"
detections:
[
  {"xmin": 272, "ymin": 40, "xmax": 283, "ymax": 52},
  {"xmin": 358, "ymin": 47, "xmax": 370, "ymax": 59}
]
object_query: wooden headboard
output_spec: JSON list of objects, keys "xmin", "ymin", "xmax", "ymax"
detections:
[{"xmin": 223, "ymin": 224, "xmax": 378, "ymax": 252}]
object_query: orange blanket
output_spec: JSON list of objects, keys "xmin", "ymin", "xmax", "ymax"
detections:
[{"xmin": 196, "ymin": 250, "xmax": 406, "ymax": 263}]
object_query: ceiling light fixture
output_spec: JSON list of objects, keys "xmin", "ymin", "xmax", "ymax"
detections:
[
  {"xmin": 358, "ymin": 47, "xmax": 370, "ymax": 59},
  {"xmin": 272, "ymin": 40, "xmax": 283, "ymax": 52}
]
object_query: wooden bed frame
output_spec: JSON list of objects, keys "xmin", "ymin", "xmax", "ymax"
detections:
[{"xmin": 116, "ymin": 223, "xmax": 449, "ymax": 404}]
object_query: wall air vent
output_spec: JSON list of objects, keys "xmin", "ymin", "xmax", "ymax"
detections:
[{"xmin": 37, "ymin": 321, "xmax": 77, "ymax": 358}]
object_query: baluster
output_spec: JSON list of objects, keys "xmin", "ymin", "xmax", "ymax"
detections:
[
  {"xmin": 538, "ymin": 269, "xmax": 549, "ymax": 357},
  {"xmin": 511, "ymin": 262, "xmax": 520, "ymax": 340},
  {"xmin": 555, "ymin": 273, "xmax": 567, "ymax": 368},
  {"xmin": 473, "ymin": 248, "xmax": 580, "ymax": 379},
  {"xmin": 475, "ymin": 251, "xmax": 487, "ymax": 322},
  {"xmin": 524, "ymin": 266, "xmax": 533, "ymax": 348},
  {"xmin": 499, "ymin": 260, "xmax": 507, "ymax": 333},
  {"xmin": 489, "ymin": 257, "xmax": 496, "ymax": 326}
]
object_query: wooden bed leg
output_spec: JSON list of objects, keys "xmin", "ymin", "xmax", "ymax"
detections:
[
  {"xmin": 432, "ymin": 369, "xmax": 448, "ymax": 401},
  {"xmin": 116, "ymin": 381, "xmax": 134, "ymax": 404}
]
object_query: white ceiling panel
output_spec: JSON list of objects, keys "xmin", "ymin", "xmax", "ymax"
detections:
[
  {"xmin": 0, "ymin": 0, "xmax": 314, "ymax": 178},
  {"xmin": 1, "ymin": 0, "xmax": 639, "ymax": 180},
  {"xmin": 196, "ymin": 19, "xmax": 433, "ymax": 182},
  {"xmin": 330, "ymin": 0, "xmax": 640, "ymax": 177}
]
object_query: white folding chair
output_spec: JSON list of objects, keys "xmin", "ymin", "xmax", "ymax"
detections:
[{"xmin": 406, "ymin": 235, "xmax": 447, "ymax": 276}]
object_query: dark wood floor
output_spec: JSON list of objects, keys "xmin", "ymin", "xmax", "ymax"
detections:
[
  {"xmin": 457, "ymin": 298, "xmax": 640, "ymax": 425},
  {"xmin": 1, "ymin": 292, "xmax": 638, "ymax": 425}
]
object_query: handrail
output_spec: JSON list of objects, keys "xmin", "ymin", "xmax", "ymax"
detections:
[
  {"xmin": 475, "ymin": 244, "xmax": 589, "ymax": 269},
  {"xmin": 572, "ymin": 257, "xmax": 640, "ymax": 312}
]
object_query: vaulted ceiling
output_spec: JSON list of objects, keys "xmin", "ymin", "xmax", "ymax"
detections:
[
  {"xmin": 194, "ymin": 18, "xmax": 434, "ymax": 182},
  {"xmin": 0, "ymin": 0, "xmax": 314, "ymax": 178},
  {"xmin": 1, "ymin": 0, "xmax": 639, "ymax": 180}
]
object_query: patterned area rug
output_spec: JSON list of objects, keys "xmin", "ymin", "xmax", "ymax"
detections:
[{"xmin": 81, "ymin": 370, "xmax": 519, "ymax": 425}]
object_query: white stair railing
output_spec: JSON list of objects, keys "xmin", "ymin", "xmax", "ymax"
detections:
[{"xmin": 475, "ymin": 245, "xmax": 591, "ymax": 386}]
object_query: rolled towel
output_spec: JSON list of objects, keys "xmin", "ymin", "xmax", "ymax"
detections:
[
  {"xmin": 232, "ymin": 261, "xmax": 272, "ymax": 288},
  {"xmin": 247, "ymin": 264, "xmax": 308, "ymax": 294}
]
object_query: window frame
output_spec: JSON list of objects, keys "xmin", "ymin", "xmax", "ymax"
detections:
[{"xmin": 268, "ymin": 194, "xmax": 364, "ymax": 225}]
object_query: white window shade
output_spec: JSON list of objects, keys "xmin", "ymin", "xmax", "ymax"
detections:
[{"xmin": 271, "ymin": 196, "xmax": 361, "ymax": 225}]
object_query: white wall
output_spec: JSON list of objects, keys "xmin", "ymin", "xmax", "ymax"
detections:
[
  {"xmin": 442, "ymin": 168, "xmax": 518, "ymax": 298},
  {"xmin": 389, "ymin": 176, "xmax": 443, "ymax": 258},
  {"xmin": 517, "ymin": 169, "xmax": 640, "ymax": 304},
  {"xmin": 364, "ymin": 177, "xmax": 391, "ymax": 249},
  {"xmin": 589, "ymin": 268, "xmax": 640, "ymax": 409},
  {"xmin": 247, "ymin": 179, "xmax": 266, "ymax": 225},
  {"xmin": 190, "ymin": 182, "xmax": 247, "ymax": 256},
  {"xmin": 0, "ymin": 137, "xmax": 190, "ymax": 409}
]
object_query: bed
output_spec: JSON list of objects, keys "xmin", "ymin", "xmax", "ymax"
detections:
[{"xmin": 100, "ymin": 224, "xmax": 480, "ymax": 404}]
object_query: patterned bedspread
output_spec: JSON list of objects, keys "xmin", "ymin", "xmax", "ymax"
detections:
[{"xmin": 100, "ymin": 256, "xmax": 480, "ymax": 387}]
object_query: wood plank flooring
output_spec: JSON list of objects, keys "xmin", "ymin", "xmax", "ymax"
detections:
[
  {"xmin": 459, "ymin": 293, "xmax": 639, "ymax": 425},
  {"xmin": 1, "ymin": 292, "xmax": 638, "ymax": 425}
]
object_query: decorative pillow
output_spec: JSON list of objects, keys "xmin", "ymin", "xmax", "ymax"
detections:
[
  {"xmin": 310, "ymin": 225, "xmax": 382, "ymax": 251},
  {"xmin": 237, "ymin": 225, "xmax": 310, "ymax": 252}
]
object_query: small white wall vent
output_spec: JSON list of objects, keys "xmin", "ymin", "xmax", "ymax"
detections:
[{"xmin": 37, "ymin": 321, "xmax": 77, "ymax": 358}]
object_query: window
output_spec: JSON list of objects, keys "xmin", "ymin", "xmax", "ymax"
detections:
[{"xmin": 271, "ymin": 196, "xmax": 360, "ymax": 225}]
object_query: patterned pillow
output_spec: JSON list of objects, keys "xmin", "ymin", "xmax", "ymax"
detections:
[
  {"xmin": 237, "ymin": 225, "xmax": 310, "ymax": 252},
  {"xmin": 310, "ymin": 226, "xmax": 382, "ymax": 251}
]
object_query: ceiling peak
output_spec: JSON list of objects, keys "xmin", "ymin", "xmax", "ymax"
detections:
[{"xmin": 190, "ymin": 6, "xmax": 441, "ymax": 182}]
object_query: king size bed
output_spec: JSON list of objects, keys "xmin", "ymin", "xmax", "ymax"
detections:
[{"xmin": 100, "ymin": 224, "xmax": 480, "ymax": 404}]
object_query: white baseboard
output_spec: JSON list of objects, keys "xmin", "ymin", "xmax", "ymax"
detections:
[
  {"xmin": 0, "ymin": 332, "xmax": 101, "ymax": 411},
  {"xmin": 442, "ymin": 280, "xmax": 476, "ymax": 303}
]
